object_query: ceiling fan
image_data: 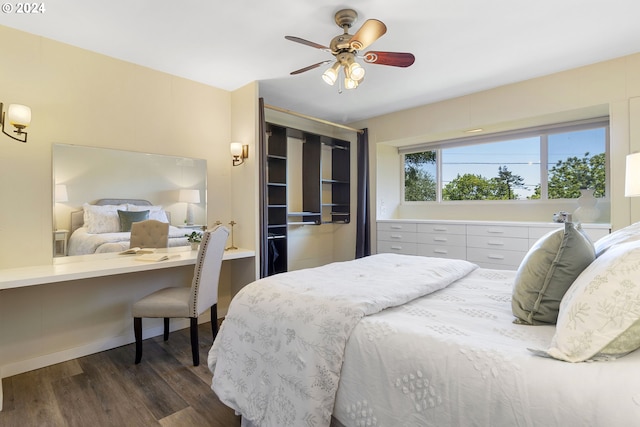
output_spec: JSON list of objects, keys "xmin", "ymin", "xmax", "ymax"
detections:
[{"xmin": 285, "ymin": 8, "xmax": 415, "ymax": 90}]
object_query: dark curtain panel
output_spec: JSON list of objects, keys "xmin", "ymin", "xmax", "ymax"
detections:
[
  {"xmin": 258, "ymin": 98, "xmax": 269, "ymax": 278},
  {"xmin": 355, "ymin": 128, "xmax": 371, "ymax": 258}
]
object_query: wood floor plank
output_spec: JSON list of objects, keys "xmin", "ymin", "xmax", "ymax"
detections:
[
  {"xmin": 51, "ymin": 373, "xmax": 116, "ymax": 427},
  {"xmin": 0, "ymin": 322, "xmax": 239, "ymax": 427},
  {"xmin": 76, "ymin": 351, "xmax": 160, "ymax": 426},
  {"xmin": 106, "ymin": 342, "xmax": 189, "ymax": 420}
]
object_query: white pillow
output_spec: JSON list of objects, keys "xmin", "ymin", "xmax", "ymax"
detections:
[
  {"xmin": 593, "ymin": 221, "xmax": 640, "ymax": 257},
  {"xmin": 83, "ymin": 203, "xmax": 126, "ymax": 234},
  {"xmin": 542, "ymin": 239, "xmax": 640, "ymax": 362},
  {"xmin": 127, "ymin": 204, "xmax": 169, "ymax": 223}
]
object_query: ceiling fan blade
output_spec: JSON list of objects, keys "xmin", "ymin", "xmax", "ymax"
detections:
[
  {"xmin": 363, "ymin": 51, "xmax": 415, "ymax": 67},
  {"xmin": 290, "ymin": 60, "xmax": 333, "ymax": 75},
  {"xmin": 349, "ymin": 19, "xmax": 387, "ymax": 50},
  {"xmin": 285, "ymin": 36, "xmax": 330, "ymax": 50}
]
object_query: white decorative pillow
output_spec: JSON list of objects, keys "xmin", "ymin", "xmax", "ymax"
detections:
[
  {"xmin": 543, "ymin": 239, "xmax": 640, "ymax": 362},
  {"xmin": 593, "ymin": 221, "xmax": 640, "ymax": 257},
  {"xmin": 127, "ymin": 204, "xmax": 169, "ymax": 223},
  {"xmin": 83, "ymin": 203, "xmax": 127, "ymax": 234}
]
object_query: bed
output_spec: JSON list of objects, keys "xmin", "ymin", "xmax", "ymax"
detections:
[
  {"xmin": 208, "ymin": 222, "xmax": 640, "ymax": 427},
  {"xmin": 67, "ymin": 198, "xmax": 192, "ymax": 255}
]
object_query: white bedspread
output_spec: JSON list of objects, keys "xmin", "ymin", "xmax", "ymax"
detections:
[
  {"xmin": 67, "ymin": 225, "xmax": 189, "ymax": 255},
  {"xmin": 333, "ymin": 268, "xmax": 640, "ymax": 427},
  {"xmin": 208, "ymin": 254, "xmax": 477, "ymax": 427}
]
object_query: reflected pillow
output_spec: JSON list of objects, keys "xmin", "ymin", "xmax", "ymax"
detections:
[
  {"xmin": 512, "ymin": 222, "xmax": 595, "ymax": 325},
  {"xmin": 593, "ymin": 222, "xmax": 640, "ymax": 257},
  {"xmin": 83, "ymin": 203, "xmax": 126, "ymax": 234},
  {"xmin": 542, "ymin": 239, "xmax": 640, "ymax": 362},
  {"xmin": 118, "ymin": 209, "xmax": 149, "ymax": 232},
  {"xmin": 127, "ymin": 204, "xmax": 169, "ymax": 223}
]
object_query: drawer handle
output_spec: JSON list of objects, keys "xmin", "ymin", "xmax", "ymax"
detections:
[
  {"xmin": 433, "ymin": 227, "xmax": 448, "ymax": 232},
  {"xmin": 433, "ymin": 237, "xmax": 448, "ymax": 242},
  {"xmin": 488, "ymin": 254, "xmax": 505, "ymax": 260},
  {"xmin": 487, "ymin": 241, "xmax": 505, "ymax": 246},
  {"xmin": 390, "ymin": 225, "xmax": 403, "ymax": 230},
  {"xmin": 391, "ymin": 245, "xmax": 403, "ymax": 250},
  {"xmin": 487, "ymin": 229, "xmax": 505, "ymax": 234},
  {"xmin": 434, "ymin": 249, "xmax": 448, "ymax": 254},
  {"xmin": 390, "ymin": 234, "xmax": 402, "ymax": 239}
]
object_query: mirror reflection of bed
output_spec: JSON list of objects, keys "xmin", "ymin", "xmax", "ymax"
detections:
[
  {"xmin": 53, "ymin": 144, "xmax": 207, "ymax": 259},
  {"xmin": 67, "ymin": 198, "xmax": 193, "ymax": 256}
]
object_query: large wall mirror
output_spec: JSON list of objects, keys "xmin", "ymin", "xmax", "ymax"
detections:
[{"xmin": 53, "ymin": 144, "xmax": 207, "ymax": 259}]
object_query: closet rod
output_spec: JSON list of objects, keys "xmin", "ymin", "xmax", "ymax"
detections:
[{"xmin": 264, "ymin": 103, "xmax": 364, "ymax": 134}]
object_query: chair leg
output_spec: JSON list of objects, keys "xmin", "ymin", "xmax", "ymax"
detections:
[
  {"xmin": 134, "ymin": 317, "xmax": 142, "ymax": 364},
  {"xmin": 211, "ymin": 303, "xmax": 218, "ymax": 339},
  {"xmin": 190, "ymin": 317, "xmax": 199, "ymax": 366},
  {"xmin": 163, "ymin": 318, "xmax": 170, "ymax": 341}
]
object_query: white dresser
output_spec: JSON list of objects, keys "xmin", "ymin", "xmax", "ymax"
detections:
[{"xmin": 377, "ymin": 220, "xmax": 610, "ymax": 270}]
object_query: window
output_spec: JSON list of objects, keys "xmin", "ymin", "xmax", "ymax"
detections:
[{"xmin": 402, "ymin": 118, "xmax": 608, "ymax": 202}]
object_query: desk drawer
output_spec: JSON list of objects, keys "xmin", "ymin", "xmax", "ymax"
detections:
[
  {"xmin": 417, "ymin": 223, "xmax": 466, "ymax": 235},
  {"xmin": 467, "ymin": 224, "xmax": 528, "ymax": 238},
  {"xmin": 417, "ymin": 233, "xmax": 466, "ymax": 246},
  {"xmin": 467, "ymin": 235, "xmax": 529, "ymax": 252},
  {"xmin": 378, "ymin": 222, "xmax": 418, "ymax": 233},
  {"xmin": 466, "ymin": 247, "xmax": 526, "ymax": 267},
  {"xmin": 418, "ymin": 244, "xmax": 466, "ymax": 260},
  {"xmin": 378, "ymin": 230, "xmax": 418, "ymax": 243},
  {"xmin": 377, "ymin": 240, "xmax": 417, "ymax": 255}
]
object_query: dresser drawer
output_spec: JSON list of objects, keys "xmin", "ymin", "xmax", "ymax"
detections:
[
  {"xmin": 466, "ymin": 247, "xmax": 526, "ymax": 268},
  {"xmin": 417, "ymin": 244, "xmax": 466, "ymax": 260},
  {"xmin": 417, "ymin": 223, "xmax": 466, "ymax": 235},
  {"xmin": 467, "ymin": 224, "xmax": 528, "ymax": 238},
  {"xmin": 467, "ymin": 235, "xmax": 529, "ymax": 252},
  {"xmin": 378, "ymin": 222, "xmax": 418, "ymax": 233},
  {"xmin": 377, "ymin": 240, "xmax": 417, "ymax": 255},
  {"xmin": 417, "ymin": 232, "xmax": 466, "ymax": 246},
  {"xmin": 378, "ymin": 230, "xmax": 418, "ymax": 243}
]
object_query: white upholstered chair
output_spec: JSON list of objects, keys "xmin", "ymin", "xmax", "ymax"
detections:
[
  {"xmin": 129, "ymin": 219, "xmax": 169, "ymax": 249},
  {"xmin": 132, "ymin": 225, "xmax": 229, "ymax": 365}
]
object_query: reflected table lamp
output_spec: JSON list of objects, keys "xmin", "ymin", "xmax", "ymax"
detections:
[{"xmin": 179, "ymin": 189, "xmax": 200, "ymax": 226}]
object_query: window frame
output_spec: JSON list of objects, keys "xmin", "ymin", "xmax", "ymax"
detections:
[{"xmin": 400, "ymin": 117, "xmax": 610, "ymax": 203}]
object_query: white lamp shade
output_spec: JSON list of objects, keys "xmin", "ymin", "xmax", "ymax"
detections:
[
  {"xmin": 179, "ymin": 189, "xmax": 200, "ymax": 203},
  {"xmin": 230, "ymin": 142, "xmax": 244, "ymax": 157},
  {"xmin": 55, "ymin": 184, "xmax": 68, "ymax": 202},
  {"xmin": 7, "ymin": 104, "xmax": 31, "ymax": 128},
  {"xmin": 625, "ymin": 153, "xmax": 640, "ymax": 197}
]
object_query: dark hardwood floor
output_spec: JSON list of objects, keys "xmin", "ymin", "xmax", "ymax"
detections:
[{"xmin": 0, "ymin": 322, "xmax": 241, "ymax": 427}]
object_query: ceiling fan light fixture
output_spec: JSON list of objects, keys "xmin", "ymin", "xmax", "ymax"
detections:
[
  {"xmin": 349, "ymin": 62, "xmax": 365, "ymax": 81},
  {"xmin": 344, "ymin": 77, "xmax": 359, "ymax": 90},
  {"xmin": 322, "ymin": 62, "xmax": 340, "ymax": 85}
]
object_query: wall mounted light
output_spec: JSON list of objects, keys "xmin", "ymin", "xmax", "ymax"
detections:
[
  {"xmin": 230, "ymin": 142, "xmax": 249, "ymax": 166},
  {"xmin": 1, "ymin": 102, "xmax": 31, "ymax": 143},
  {"xmin": 625, "ymin": 152, "xmax": 640, "ymax": 197},
  {"xmin": 179, "ymin": 189, "xmax": 200, "ymax": 225}
]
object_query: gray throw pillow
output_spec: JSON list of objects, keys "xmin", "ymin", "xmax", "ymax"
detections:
[
  {"xmin": 118, "ymin": 209, "xmax": 149, "ymax": 232},
  {"xmin": 512, "ymin": 222, "xmax": 595, "ymax": 325}
]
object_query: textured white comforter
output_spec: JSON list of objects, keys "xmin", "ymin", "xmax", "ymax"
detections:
[
  {"xmin": 67, "ymin": 225, "xmax": 190, "ymax": 255},
  {"xmin": 208, "ymin": 254, "xmax": 477, "ymax": 427}
]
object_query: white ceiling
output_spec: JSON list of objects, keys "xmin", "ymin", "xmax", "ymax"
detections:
[{"xmin": 2, "ymin": 0, "xmax": 640, "ymax": 124}]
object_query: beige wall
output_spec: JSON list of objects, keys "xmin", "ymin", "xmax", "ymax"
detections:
[
  {"xmin": 358, "ymin": 53, "xmax": 640, "ymax": 248},
  {"xmin": 0, "ymin": 26, "xmax": 258, "ymax": 381}
]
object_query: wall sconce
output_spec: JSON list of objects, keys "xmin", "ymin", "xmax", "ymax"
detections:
[
  {"xmin": 179, "ymin": 189, "xmax": 201, "ymax": 225},
  {"xmin": 625, "ymin": 152, "xmax": 640, "ymax": 197},
  {"xmin": 1, "ymin": 102, "xmax": 31, "ymax": 143},
  {"xmin": 230, "ymin": 142, "xmax": 249, "ymax": 166}
]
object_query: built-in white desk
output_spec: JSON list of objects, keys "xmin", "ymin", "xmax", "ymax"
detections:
[
  {"xmin": 0, "ymin": 246, "xmax": 254, "ymax": 290},
  {"xmin": 0, "ymin": 246, "xmax": 255, "ymax": 411}
]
